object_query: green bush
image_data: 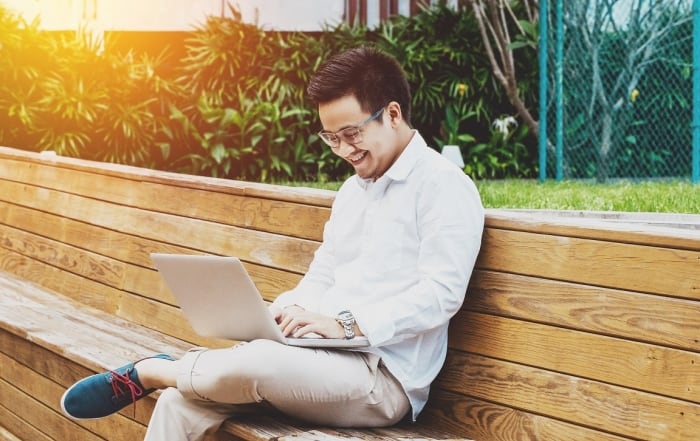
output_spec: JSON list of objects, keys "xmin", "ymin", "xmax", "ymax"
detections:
[
  {"xmin": 159, "ymin": 8, "xmax": 332, "ymax": 181},
  {"xmin": 0, "ymin": 4, "xmax": 539, "ymax": 181},
  {"xmin": 0, "ymin": 8, "xmax": 181, "ymax": 165},
  {"xmin": 377, "ymin": 5, "xmax": 537, "ymax": 178}
]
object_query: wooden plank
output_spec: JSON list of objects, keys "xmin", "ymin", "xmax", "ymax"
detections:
[
  {"xmin": 222, "ymin": 388, "xmax": 633, "ymax": 441},
  {"xmin": 0, "ymin": 376, "xmax": 106, "ymax": 441},
  {"xmin": 0, "ymin": 246, "xmax": 290, "ymax": 347},
  {"xmin": 435, "ymin": 351, "xmax": 699, "ymax": 440},
  {"xmin": 0, "ymin": 264, "xmax": 230, "ymax": 352},
  {"xmin": 221, "ymin": 414, "xmax": 475, "ymax": 441},
  {"xmin": 449, "ymin": 311, "xmax": 698, "ymax": 402},
  {"xmin": 0, "ymin": 253, "xmax": 201, "ymax": 347},
  {"xmin": 0, "ymin": 222, "xmax": 127, "ymax": 287},
  {"xmin": 0, "ymin": 425, "xmax": 22, "ymax": 441},
  {"xmin": 219, "ymin": 390, "xmax": 630, "ymax": 441},
  {"xmin": 477, "ymin": 228, "xmax": 700, "ymax": 300},
  {"xmin": 3, "ymin": 145, "xmax": 696, "ymax": 249},
  {"xmin": 221, "ymin": 415, "xmax": 321, "ymax": 441},
  {"xmin": 0, "ymin": 180, "xmax": 319, "ymax": 273},
  {"xmin": 3, "ymin": 144, "xmax": 698, "ymax": 441},
  {"xmin": 5, "ymin": 318, "xmax": 474, "ymax": 440},
  {"xmin": 0, "ymin": 199, "xmax": 191, "ymax": 268},
  {"xmin": 0, "ymin": 405, "xmax": 51, "ymax": 441},
  {"xmin": 313, "ymin": 424, "xmax": 476, "ymax": 440},
  {"xmin": 0, "ymin": 353, "xmax": 148, "ymax": 441},
  {"xmin": 0, "ymin": 218, "xmax": 300, "ymax": 305},
  {"xmin": 0, "ymin": 156, "xmax": 331, "ymax": 241},
  {"xmin": 466, "ymin": 270, "xmax": 700, "ymax": 351},
  {"xmin": 490, "ymin": 209, "xmax": 700, "ymax": 230},
  {"xmin": 120, "ymin": 258, "xmax": 299, "ymax": 305},
  {"xmin": 1, "ymin": 328, "xmax": 100, "ymax": 404},
  {"xmin": 0, "ymin": 275, "xmax": 193, "ymax": 363},
  {"xmin": 0, "ymin": 202, "xmax": 302, "ymax": 302},
  {"xmin": 486, "ymin": 210, "xmax": 700, "ymax": 251},
  {"xmin": 0, "ymin": 281, "xmax": 474, "ymax": 441},
  {"xmin": 0, "ymin": 327, "xmax": 161, "ymax": 428},
  {"xmin": 0, "ymin": 247, "xmax": 124, "ymax": 315},
  {"xmin": 0, "ymin": 146, "xmax": 336, "ymax": 208},
  {"xmin": 420, "ymin": 390, "xmax": 631, "ymax": 441}
]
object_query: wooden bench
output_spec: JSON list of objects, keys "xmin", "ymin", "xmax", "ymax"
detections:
[{"xmin": 0, "ymin": 145, "xmax": 698, "ymax": 441}]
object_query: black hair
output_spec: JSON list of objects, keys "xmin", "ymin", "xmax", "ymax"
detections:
[{"xmin": 307, "ymin": 46, "xmax": 412, "ymax": 125}]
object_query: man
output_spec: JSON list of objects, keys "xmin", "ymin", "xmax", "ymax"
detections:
[{"xmin": 61, "ymin": 46, "xmax": 484, "ymax": 440}]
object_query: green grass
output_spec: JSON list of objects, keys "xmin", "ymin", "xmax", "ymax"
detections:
[
  {"xmin": 287, "ymin": 179, "xmax": 700, "ymax": 214},
  {"xmin": 475, "ymin": 180, "xmax": 699, "ymax": 214}
]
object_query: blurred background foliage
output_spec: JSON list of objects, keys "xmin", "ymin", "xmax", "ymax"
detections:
[{"xmin": 0, "ymin": 3, "xmax": 538, "ymax": 182}]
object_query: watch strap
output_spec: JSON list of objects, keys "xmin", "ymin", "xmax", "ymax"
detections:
[{"xmin": 337, "ymin": 310, "xmax": 355, "ymax": 339}]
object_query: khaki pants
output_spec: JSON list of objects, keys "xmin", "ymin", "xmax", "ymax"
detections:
[{"xmin": 144, "ymin": 339, "xmax": 410, "ymax": 441}]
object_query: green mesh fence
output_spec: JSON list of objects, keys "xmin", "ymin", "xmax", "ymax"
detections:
[{"xmin": 541, "ymin": 0, "xmax": 694, "ymax": 182}]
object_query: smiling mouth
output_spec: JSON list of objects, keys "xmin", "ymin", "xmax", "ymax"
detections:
[{"xmin": 348, "ymin": 151, "xmax": 367, "ymax": 164}]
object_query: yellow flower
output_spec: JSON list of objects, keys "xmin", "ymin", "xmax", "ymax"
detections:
[
  {"xmin": 457, "ymin": 83, "xmax": 467, "ymax": 96},
  {"xmin": 630, "ymin": 89, "xmax": 640, "ymax": 102}
]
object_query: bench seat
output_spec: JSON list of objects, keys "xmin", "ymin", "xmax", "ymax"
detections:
[
  {"xmin": 0, "ymin": 146, "xmax": 698, "ymax": 441},
  {"xmin": 0, "ymin": 271, "xmax": 470, "ymax": 441}
]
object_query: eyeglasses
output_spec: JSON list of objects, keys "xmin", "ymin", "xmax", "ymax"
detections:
[{"xmin": 318, "ymin": 107, "xmax": 385, "ymax": 149}]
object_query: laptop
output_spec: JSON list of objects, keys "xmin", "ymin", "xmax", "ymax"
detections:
[{"xmin": 150, "ymin": 253, "xmax": 369, "ymax": 348}]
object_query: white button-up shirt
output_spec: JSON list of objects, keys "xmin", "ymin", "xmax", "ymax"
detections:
[{"xmin": 274, "ymin": 131, "xmax": 484, "ymax": 420}]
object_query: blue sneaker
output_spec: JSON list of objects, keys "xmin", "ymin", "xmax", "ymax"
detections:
[{"xmin": 60, "ymin": 353, "xmax": 174, "ymax": 419}]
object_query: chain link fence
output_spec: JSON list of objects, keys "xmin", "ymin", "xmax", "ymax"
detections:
[{"xmin": 541, "ymin": 0, "xmax": 695, "ymax": 182}]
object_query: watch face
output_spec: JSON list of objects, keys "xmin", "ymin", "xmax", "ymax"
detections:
[{"xmin": 337, "ymin": 310, "xmax": 355, "ymax": 339}]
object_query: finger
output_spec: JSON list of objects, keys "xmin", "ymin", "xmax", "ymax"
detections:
[
  {"xmin": 293, "ymin": 323, "xmax": 319, "ymax": 338},
  {"xmin": 282, "ymin": 317, "xmax": 306, "ymax": 337},
  {"xmin": 278, "ymin": 314, "xmax": 293, "ymax": 330},
  {"xmin": 268, "ymin": 305, "xmax": 282, "ymax": 322},
  {"xmin": 278, "ymin": 309, "xmax": 304, "ymax": 331}
]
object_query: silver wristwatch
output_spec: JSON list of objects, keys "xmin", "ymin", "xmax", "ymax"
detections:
[{"xmin": 336, "ymin": 310, "xmax": 355, "ymax": 339}]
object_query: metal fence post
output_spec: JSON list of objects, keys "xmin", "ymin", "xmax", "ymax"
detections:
[
  {"xmin": 694, "ymin": 0, "xmax": 700, "ymax": 183},
  {"xmin": 555, "ymin": 0, "xmax": 564, "ymax": 181},
  {"xmin": 538, "ymin": 0, "xmax": 548, "ymax": 182}
]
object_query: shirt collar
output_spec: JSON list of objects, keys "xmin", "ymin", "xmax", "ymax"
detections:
[
  {"xmin": 355, "ymin": 130, "xmax": 425, "ymax": 190},
  {"xmin": 384, "ymin": 130, "xmax": 424, "ymax": 182}
]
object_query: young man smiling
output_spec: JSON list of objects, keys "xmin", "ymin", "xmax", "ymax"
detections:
[{"xmin": 61, "ymin": 46, "xmax": 484, "ymax": 440}]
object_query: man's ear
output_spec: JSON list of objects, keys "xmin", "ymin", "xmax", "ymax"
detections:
[{"xmin": 387, "ymin": 101, "xmax": 402, "ymax": 126}]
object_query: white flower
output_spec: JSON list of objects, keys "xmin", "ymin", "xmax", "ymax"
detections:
[{"xmin": 492, "ymin": 115, "xmax": 518, "ymax": 136}]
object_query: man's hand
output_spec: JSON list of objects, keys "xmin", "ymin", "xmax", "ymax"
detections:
[{"xmin": 271, "ymin": 304, "xmax": 346, "ymax": 339}]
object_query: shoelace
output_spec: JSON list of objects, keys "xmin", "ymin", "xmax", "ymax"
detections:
[{"xmin": 109, "ymin": 368, "xmax": 144, "ymax": 416}]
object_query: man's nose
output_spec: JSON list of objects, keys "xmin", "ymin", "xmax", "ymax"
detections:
[{"xmin": 334, "ymin": 140, "xmax": 356, "ymax": 157}]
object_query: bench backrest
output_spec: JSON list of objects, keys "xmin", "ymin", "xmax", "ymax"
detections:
[{"xmin": 1, "ymin": 146, "xmax": 698, "ymax": 441}]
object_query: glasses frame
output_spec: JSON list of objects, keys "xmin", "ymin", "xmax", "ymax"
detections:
[{"xmin": 318, "ymin": 106, "xmax": 385, "ymax": 149}]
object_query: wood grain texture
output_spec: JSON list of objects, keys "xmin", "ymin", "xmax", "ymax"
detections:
[
  {"xmin": 0, "ymin": 179, "xmax": 320, "ymax": 273},
  {"xmin": 220, "ymin": 414, "xmax": 476, "ymax": 441},
  {"xmin": 0, "ymin": 351, "xmax": 148, "ymax": 441},
  {"xmin": 448, "ymin": 311, "xmax": 698, "ymax": 402},
  {"xmin": 486, "ymin": 210, "xmax": 700, "ymax": 251},
  {"xmin": 0, "ymin": 201, "xmax": 303, "ymax": 302},
  {"xmin": 0, "ymin": 328, "xmax": 160, "ymax": 427},
  {"xmin": 0, "ymin": 152, "xmax": 332, "ymax": 241},
  {"xmin": 1, "ymin": 146, "xmax": 698, "ymax": 441},
  {"xmin": 477, "ymin": 228, "xmax": 700, "ymax": 300},
  {"xmin": 0, "ymin": 404, "xmax": 52, "ymax": 441},
  {"xmin": 0, "ymin": 372, "xmax": 107, "ymax": 441},
  {"xmin": 435, "ymin": 351, "xmax": 698, "ymax": 440},
  {"xmin": 8, "ymin": 260, "xmax": 226, "ymax": 347},
  {"xmin": 418, "ymin": 390, "xmax": 631, "ymax": 441},
  {"xmin": 466, "ymin": 270, "xmax": 700, "ymax": 351},
  {"xmin": 0, "ymin": 147, "xmax": 337, "ymax": 207}
]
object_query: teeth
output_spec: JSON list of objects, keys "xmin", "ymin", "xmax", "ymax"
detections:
[{"xmin": 350, "ymin": 151, "xmax": 367, "ymax": 163}]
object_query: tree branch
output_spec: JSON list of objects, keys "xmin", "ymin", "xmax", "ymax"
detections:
[{"xmin": 468, "ymin": 0, "xmax": 539, "ymax": 135}]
